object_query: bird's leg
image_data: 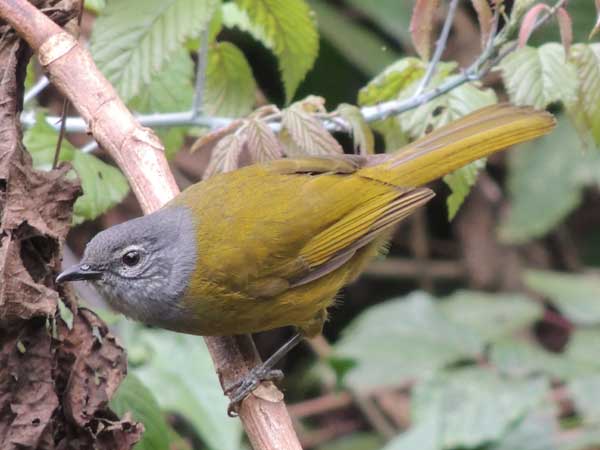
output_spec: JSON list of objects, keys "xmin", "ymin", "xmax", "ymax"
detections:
[{"xmin": 226, "ymin": 332, "xmax": 303, "ymax": 416}]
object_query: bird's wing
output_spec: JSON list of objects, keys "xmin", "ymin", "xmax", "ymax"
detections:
[{"xmin": 178, "ymin": 155, "xmax": 435, "ymax": 299}]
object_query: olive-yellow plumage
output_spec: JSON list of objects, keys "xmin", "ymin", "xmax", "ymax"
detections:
[
  {"xmin": 170, "ymin": 104, "xmax": 555, "ymax": 337},
  {"xmin": 57, "ymin": 104, "xmax": 555, "ymax": 339}
]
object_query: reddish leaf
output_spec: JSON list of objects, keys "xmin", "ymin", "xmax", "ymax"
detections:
[
  {"xmin": 471, "ymin": 0, "xmax": 493, "ymax": 48},
  {"xmin": 409, "ymin": 0, "xmax": 441, "ymax": 60},
  {"xmin": 590, "ymin": 0, "xmax": 600, "ymax": 39},
  {"xmin": 518, "ymin": 4, "xmax": 550, "ymax": 48},
  {"xmin": 556, "ymin": 7, "xmax": 573, "ymax": 58}
]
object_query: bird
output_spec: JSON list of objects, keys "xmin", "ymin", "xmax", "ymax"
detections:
[{"xmin": 56, "ymin": 104, "xmax": 555, "ymax": 411}]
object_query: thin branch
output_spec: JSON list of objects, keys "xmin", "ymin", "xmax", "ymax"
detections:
[
  {"xmin": 413, "ymin": 0, "xmax": 460, "ymax": 97},
  {"xmin": 192, "ymin": 27, "xmax": 209, "ymax": 119},
  {"xmin": 23, "ymin": 75, "xmax": 49, "ymax": 104}
]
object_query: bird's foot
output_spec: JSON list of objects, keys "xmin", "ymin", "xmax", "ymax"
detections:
[{"xmin": 226, "ymin": 365, "xmax": 284, "ymax": 416}]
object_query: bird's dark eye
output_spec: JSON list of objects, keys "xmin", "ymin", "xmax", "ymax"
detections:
[{"xmin": 122, "ymin": 250, "xmax": 141, "ymax": 267}]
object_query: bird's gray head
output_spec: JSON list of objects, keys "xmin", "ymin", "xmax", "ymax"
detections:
[{"xmin": 57, "ymin": 206, "xmax": 197, "ymax": 325}]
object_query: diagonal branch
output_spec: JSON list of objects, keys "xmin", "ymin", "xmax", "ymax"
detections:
[
  {"xmin": 0, "ymin": 1, "xmax": 302, "ymax": 449},
  {"xmin": 413, "ymin": 0, "xmax": 460, "ymax": 97}
]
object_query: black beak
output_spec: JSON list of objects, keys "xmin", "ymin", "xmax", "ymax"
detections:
[{"xmin": 56, "ymin": 264, "xmax": 103, "ymax": 283}]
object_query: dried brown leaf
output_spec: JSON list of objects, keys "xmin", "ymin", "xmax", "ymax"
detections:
[
  {"xmin": 409, "ymin": 0, "xmax": 441, "ymax": 60},
  {"xmin": 245, "ymin": 119, "xmax": 283, "ymax": 163},
  {"xmin": 189, "ymin": 119, "xmax": 244, "ymax": 154},
  {"xmin": 0, "ymin": 3, "xmax": 141, "ymax": 449},
  {"xmin": 518, "ymin": 4, "xmax": 550, "ymax": 48},
  {"xmin": 281, "ymin": 107, "xmax": 343, "ymax": 157},
  {"xmin": 471, "ymin": 0, "xmax": 493, "ymax": 48},
  {"xmin": 556, "ymin": 7, "xmax": 572, "ymax": 58},
  {"xmin": 203, "ymin": 132, "xmax": 246, "ymax": 178}
]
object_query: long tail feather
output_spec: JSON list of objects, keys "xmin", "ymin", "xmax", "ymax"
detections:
[{"xmin": 360, "ymin": 104, "xmax": 556, "ymax": 187}]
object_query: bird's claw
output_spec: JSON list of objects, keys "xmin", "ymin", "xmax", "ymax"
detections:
[{"xmin": 226, "ymin": 366, "xmax": 284, "ymax": 417}]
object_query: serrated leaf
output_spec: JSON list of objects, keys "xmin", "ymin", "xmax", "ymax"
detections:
[
  {"xmin": 500, "ymin": 43, "xmax": 578, "ymax": 109},
  {"xmin": 567, "ymin": 44, "xmax": 600, "ymax": 148},
  {"xmin": 234, "ymin": 0, "xmax": 319, "ymax": 102},
  {"xmin": 439, "ymin": 290, "xmax": 543, "ymax": 342},
  {"xmin": 524, "ymin": 270, "xmax": 600, "ymax": 325},
  {"xmin": 331, "ymin": 292, "xmax": 483, "ymax": 390},
  {"xmin": 518, "ymin": 4, "xmax": 551, "ymax": 48},
  {"xmin": 23, "ymin": 114, "xmax": 129, "ymax": 224},
  {"xmin": 129, "ymin": 49, "xmax": 195, "ymax": 158},
  {"xmin": 499, "ymin": 118, "xmax": 600, "ymax": 243},
  {"xmin": 204, "ymin": 132, "xmax": 246, "ymax": 178},
  {"xmin": 358, "ymin": 57, "xmax": 426, "ymax": 106},
  {"xmin": 123, "ymin": 327, "xmax": 243, "ymax": 450},
  {"xmin": 90, "ymin": 0, "xmax": 219, "ymax": 102},
  {"xmin": 409, "ymin": 0, "xmax": 440, "ymax": 61},
  {"xmin": 336, "ymin": 104, "xmax": 374, "ymax": 155},
  {"xmin": 205, "ymin": 42, "xmax": 256, "ymax": 117},
  {"xmin": 565, "ymin": 328, "xmax": 600, "ymax": 371},
  {"xmin": 110, "ymin": 373, "xmax": 170, "ymax": 450},
  {"xmin": 443, "ymin": 158, "xmax": 485, "ymax": 220},
  {"xmin": 244, "ymin": 119, "xmax": 283, "ymax": 162},
  {"xmin": 410, "ymin": 368, "xmax": 549, "ymax": 449},
  {"xmin": 471, "ymin": 0, "xmax": 493, "ymax": 48},
  {"xmin": 281, "ymin": 106, "xmax": 343, "ymax": 156},
  {"xmin": 556, "ymin": 8, "xmax": 573, "ymax": 57}
]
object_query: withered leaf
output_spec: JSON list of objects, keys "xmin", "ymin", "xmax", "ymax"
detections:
[
  {"xmin": 281, "ymin": 106, "xmax": 344, "ymax": 157},
  {"xmin": 244, "ymin": 119, "xmax": 283, "ymax": 163}
]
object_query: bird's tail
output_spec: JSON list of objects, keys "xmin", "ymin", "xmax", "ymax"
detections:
[{"xmin": 359, "ymin": 104, "xmax": 556, "ymax": 187}]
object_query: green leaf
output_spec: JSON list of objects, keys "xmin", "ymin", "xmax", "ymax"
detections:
[
  {"xmin": 382, "ymin": 414, "xmax": 440, "ymax": 450},
  {"xmin": 500, "ymin": 44, "xmax": 578, "ymax": 109},
  {"xmin": 336, "ymin": 103, "xmax": 374, "ymax": 155},
  {"xmin": 125, "ymin": 328, "xmax": 242, "ymax": 450},
  {"xmin": 410, "ymin": 368, "xmax": 548, "ymax": 449},
  {"xmin": 358, "ymin": 57, "xmax": 426, "ymax": 106},
  {"xmin": 490, "ymin": 338, "xmax": 582, "ymax": 379},
  {"xmin": 491, "ymin": 411, "xmax": 559, "ymax": 450},
  {"xmin": 568, "ymin": 375, "xmax": 600, "ymax": 424},
  {"xmin": 110, "ymin": 373, "xmax": 170, "ymax": 450},
  {"xmin": 443, "ymin": 158, "xmax": 485, "ymax": 220},
  {"xmin": 331, "ymin": 292, "xmax": 483, "ymax": 390},
  {"xmin": 233, "ymin": 0, "xmax": 319, "ymax": 102},
  {"xmin": 85, "ymin": 0, "xmax": 106, "ymax": 14},
  {"xmin": 23, "ymin": 114, "xmax": 129, "ymax": 224},
  {"xmin": 309, "ymin": 0, "xmax": 401, "ymax": 77},
  {"xmin": 90, "ymin": 0, "xmax": 219, "ymax": 102},
  {"xmin": 205, "ymin": 42, "xmax": 256, "ymax": 117},
  {"xmin": 129, "ymin": 49, "xmax": 195, "ymax": 158},
  {"xmin": 439, "ymin": 290, "xmax": 543, "ymax": 342},
  {"xmin": 564, "ymin": 328, "xmax": 600, "ymax": 372},
  {"xmin": 499, "ymin": 118, "xmax": 600, "ymax": 243},
  {"xmin": 567, "ymin": 44, "xmax": 600, "ymax": 148},
  {"xmin": 524, "ymin": 270, "xmax": 600, "ymax": 325}
]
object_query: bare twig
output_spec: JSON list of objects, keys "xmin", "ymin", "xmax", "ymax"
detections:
[
  {"xmin": 0, "ymin": 1, "xmax": 302, "ymax": 449},
  {"xmin": 192, "ymin": 27, "xmax": 209, "ymax": 119},
  {"xmin": 23, "ymin": 75, "xmax": 49, "ymax": 104},
  {"xmin": 413, "ymin": 0, "xmax": 460, "ymax": 97}
]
